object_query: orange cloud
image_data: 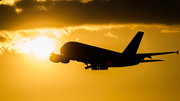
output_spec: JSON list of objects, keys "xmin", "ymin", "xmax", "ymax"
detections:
[
  {"xmin": 0, "ymin": 0, "xmax": 18, "ymax": 6},
  {"xmin": 0, "ymin": 28, "xmax": 69, "ymax": 55},
  {"xmin": 161, "ymin": 29, "xmax": 179, "ymax": 33},
  {"xmin": 104, "ymin": 32, "xmax": 119, "ymax": 39},
  {"xmin": 0, "ymin": 24, "xmax": 179, "ymax": 54}
]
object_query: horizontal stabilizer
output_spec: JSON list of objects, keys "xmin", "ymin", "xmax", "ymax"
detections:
[{"xmin": 141, "ymin": 60, "xmax": 164, "ymax": 63}]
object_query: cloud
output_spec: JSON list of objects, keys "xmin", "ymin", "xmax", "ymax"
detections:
[
  {"xmin": 0, "ymin": 0, "xmax": 23, "ymax": 13},
  {"xmin": 0, "ymin": 0, "xmax": 180, "ymax": 30},
  {"xmin": 0, "ymin": 28, "xmax": 69, "ymax": 55},
  {"xmin": 161, "ymin": 29, "xmax": 179, "ymax": 33},
  {"xmin": 104, "ymin": 32, "xmax": 118, "ymax": 39},
  {"xmin": 0, "ymin": 25, "xmax": 125, "ymax": 54},
  {"xmin": 0, "ymin": 0, "xmax": 19, "ymax": 6},
  {"xmin": 0, "ymin": 34, "xmax": 9, "ymax": 42},
  {"xmin": 0, "ymin": 24, "xmax": 179, "ymax": 55},
  {"xmin": 65, "ymin": 24, "xmax": 125, "ymax": 31}
]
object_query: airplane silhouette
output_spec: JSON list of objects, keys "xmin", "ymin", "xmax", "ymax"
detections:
[{"xmin": 50, "ymin": 31, "xmax": 179, "ymax": 70}]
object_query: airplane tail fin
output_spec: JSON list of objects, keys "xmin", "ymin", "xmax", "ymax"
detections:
[{"xmin": 123, "ymin": 31, "xmax": 144, "ymax": 54}]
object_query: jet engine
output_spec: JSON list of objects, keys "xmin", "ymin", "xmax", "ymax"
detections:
[{"xmin": 49, "ymin": 54, "xmax": 70, "ymax": 63}]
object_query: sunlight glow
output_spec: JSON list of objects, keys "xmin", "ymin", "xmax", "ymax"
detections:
[{"xmin": 32, "ymin": 36, "xmax": 54, "ymax": 58}]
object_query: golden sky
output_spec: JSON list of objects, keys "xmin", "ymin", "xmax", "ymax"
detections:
[{"xmin": 0, "ymin": 0, "xmax": 180, "ymax": 101}]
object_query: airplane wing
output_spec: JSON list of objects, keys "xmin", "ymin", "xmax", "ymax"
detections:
[
  {"xmin": 137, "ymin": 50, "xmax": 179, "ymax": 59},
  {"xmin": 141, "ymin": 60, "xmax": 164, "ymax": 62}
]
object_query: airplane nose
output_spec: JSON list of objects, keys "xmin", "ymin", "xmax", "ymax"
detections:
[
  {"xmin": 49, "ymin": 55, "xmax": 59, "ymax": 63},
  {"xmin": 49, "ymin": 55, "xmax": 54, "ymax": 62}
]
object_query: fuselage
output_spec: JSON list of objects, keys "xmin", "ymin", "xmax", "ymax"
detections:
[{"xmin": 60, "ymin": 42, "xmax": 140, "ymax": 67}]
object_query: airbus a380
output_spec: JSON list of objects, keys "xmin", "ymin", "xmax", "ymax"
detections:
[{"xmin": 50, "ymin": 31, "xmax": 179, "ymax": 70}]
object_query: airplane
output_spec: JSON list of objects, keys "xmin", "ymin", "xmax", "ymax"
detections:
[{"xmin": 49, "ymin": 31, "xmax": 179, "ymax": 70}]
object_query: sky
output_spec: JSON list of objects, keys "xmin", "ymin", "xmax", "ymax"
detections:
[{"xmin": 0, "ymin": 0, "xmax": 180, "ymax": 101}]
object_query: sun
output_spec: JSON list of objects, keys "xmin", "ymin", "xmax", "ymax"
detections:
[{"xmin": 31, "ymin": 36, "xmax": 54, "ymax": 58}]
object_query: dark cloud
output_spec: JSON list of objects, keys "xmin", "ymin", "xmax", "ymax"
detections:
[{"xmin": 0, "ymin": 0, "xmax": 180, "ymax": 30}]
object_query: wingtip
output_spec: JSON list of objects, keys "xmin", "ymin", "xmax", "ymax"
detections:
[{"xmin": 177, "ymin": 50, "xmax": 179, "ymax": 55}]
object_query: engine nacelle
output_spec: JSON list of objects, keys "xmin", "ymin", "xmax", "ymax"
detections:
[{"xmin": 49, "ymin": 54, "xmax": 70, "ymax": 63}]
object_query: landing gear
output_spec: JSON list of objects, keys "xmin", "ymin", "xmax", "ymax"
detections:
[
  {"xmin": 85, "ymin": 64, "xmax": 108, "ymax": 70},
  {"xmin": 91, "ymin": 66, "xmax": 108, "ymax": 70},
  {"xmin": 85, "ymin": 63, "xmax": 91, "ymax": 69},
  {"xmin": 85, "ymin": 66, "xmax": 91, "ymax": 69},
  {"xmin": 91, "ymin": 66, "xmax": 99, "ymax": 70}
]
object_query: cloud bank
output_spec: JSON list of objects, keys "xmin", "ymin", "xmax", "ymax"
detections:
[
  {"xmin": 0, "ymin": 28, "xmax": 69, "ymax": 54},
  {"xmin": 0, "ymin": 0, "xmax": 180, "ymax": 30}
]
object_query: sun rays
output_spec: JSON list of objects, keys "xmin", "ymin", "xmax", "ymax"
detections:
[{"xmin": 31, "ymin": 36, "xmax": 54, "ymax": 58}]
